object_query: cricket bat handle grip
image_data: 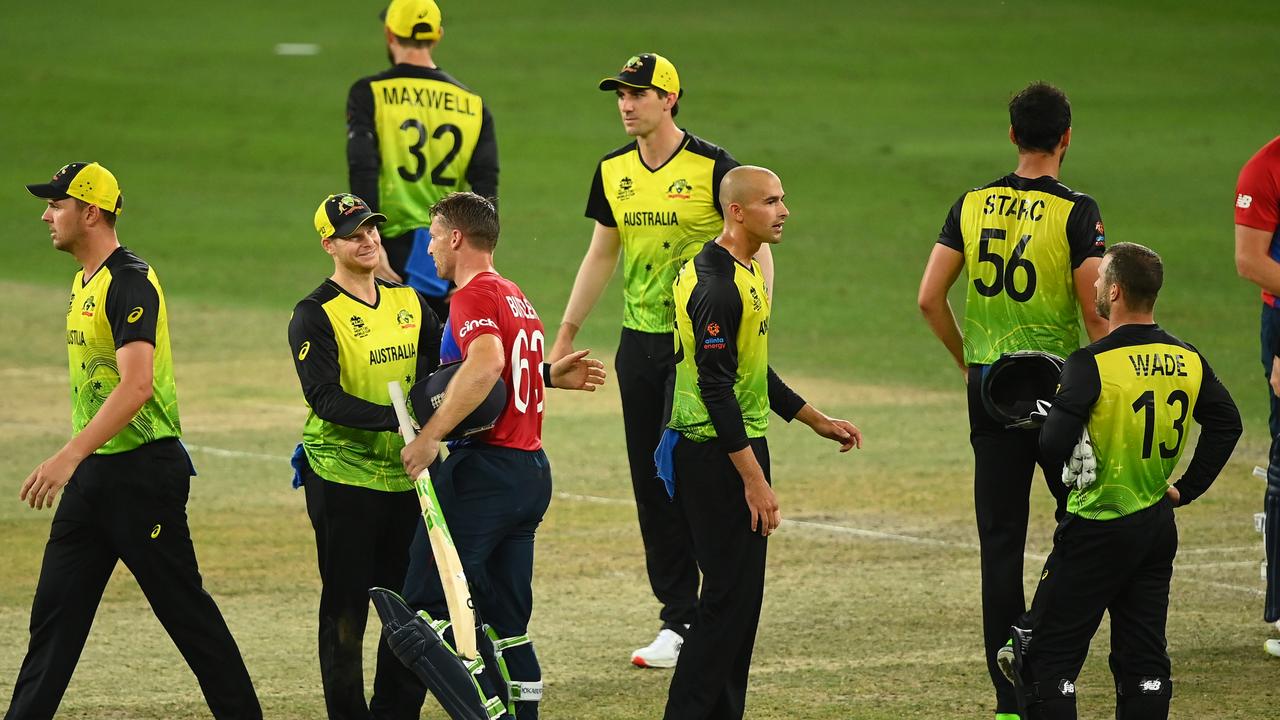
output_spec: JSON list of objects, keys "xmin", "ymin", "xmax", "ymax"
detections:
[{"xmin": 387, "ymin": 381, "xmax": 418, "ymax": 445}]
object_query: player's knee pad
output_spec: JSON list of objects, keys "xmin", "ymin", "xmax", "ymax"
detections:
[
  {"xmin": 369, "ymin": 587, "xmax": 508, "ymax": 720},
  {"xmin": 1020, "ymin": 678, "xmax": 1077, "ymax": 720},
  {"xmin": 1115, "ymin": 675, "xmax": 1172, "ymax": 720},
  {"xmin": 481, "ymin": 625, "xmax": 542, "ymax": 716}
]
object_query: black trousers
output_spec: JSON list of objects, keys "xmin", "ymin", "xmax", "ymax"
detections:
[
  {"xmin": 5, "ymin": 439, "xmax": 261, "ymax": 720},
  {"xmin": 967, "ymin": 365, "xmax": 1070, "ymax": 715},
  {"xmin": 617, "ymin": 328, "xmax": 699, "ymax": 629},
  {"xmin": 664, "ymin": 436, "xmax": 770, "ymax": 720},
  {"xmin": 403, "ymin": 445, "xmax": 553, "ymax": 720},
  {"xmin": 1018, "ymin": 499, "xmax": 1177, "ymax": 719},
  {"xmin": 303, "ymin": 463, "xmax": 422, "ymax": 720}
]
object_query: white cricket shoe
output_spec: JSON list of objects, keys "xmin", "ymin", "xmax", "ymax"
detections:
[
  {"xmin": 630, "ymin": 628, "xmax": 684, "ymax": 668},
  {"xmin": 1266, "ymin": 639, "xmax": 1280, "ymax": 658}
]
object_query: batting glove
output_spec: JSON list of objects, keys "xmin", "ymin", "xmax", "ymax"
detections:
[{"xmin": 1062, "ymin": 427, "xmax": 1097, "ymax": 491}]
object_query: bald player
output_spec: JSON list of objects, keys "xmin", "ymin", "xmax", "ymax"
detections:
[{"xmin": 656, "ymin": 166, "xmax": 861, "ymax": 719}]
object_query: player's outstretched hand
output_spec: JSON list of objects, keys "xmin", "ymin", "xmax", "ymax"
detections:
[
  {"xmin": 19, "ymin": 452, "xmax": 78, "ymax": 509},
  {"xmin": 550, "ymin": 349, "xmax": 606, "ymax": 392},
  {"xmin": 795, "ymin": 405, "xmax": 862, "ymax": 452},
  {"xmin": 819, "ymin": 417, "xmax": 861, "ymax": 452}
]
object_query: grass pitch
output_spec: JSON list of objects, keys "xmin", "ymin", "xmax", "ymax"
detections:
[{"xmin": 3, "ymin": 0, "xmax": 1280, "ymax": 717}]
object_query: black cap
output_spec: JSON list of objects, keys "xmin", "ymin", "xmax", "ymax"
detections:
[{"xmin": 315, "ymin": 193, "xmax": 386, "ymax": 239}]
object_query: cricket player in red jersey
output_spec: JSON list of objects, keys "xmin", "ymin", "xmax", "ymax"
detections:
[
  {"xmin": 398, "ymin": 191, "xmax": 605, "ymax": 718},
  {"xmin": 1233, "ymin": 135, "xmax": 1280, "ymax": 654}
]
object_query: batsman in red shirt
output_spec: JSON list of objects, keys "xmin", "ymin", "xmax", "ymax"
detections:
[
  {"xmin": 1234, "ymin": 135, "xmax": 1280, "ymax": 653},
  {"xmin": 397, "ymin": 192, "xmax": 606, "ymax": 718}
]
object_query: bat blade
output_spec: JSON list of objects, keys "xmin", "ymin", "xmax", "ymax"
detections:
[{"xmin": 388, "ymin": 381, "xmax": 478, "ymax": 660}]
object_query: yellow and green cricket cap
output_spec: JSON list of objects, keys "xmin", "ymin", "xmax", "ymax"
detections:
[
  {"xmin": 382, "ymin": 0, "xmax": 442, "ymax": 41},
  {"xmin": 314, "ymin": 193, "xmax": 386, "ymax": 239},
  {"xmin": 26, "ymin": 162, "xmax": 124, "ymax": 216},
  {"xmin": 598, "ymin": 53, "xmax": 681, "ymax": 97}
]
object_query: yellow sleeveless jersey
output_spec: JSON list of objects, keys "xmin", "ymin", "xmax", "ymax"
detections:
[
  {"xmin": 937, "ymin": 174, "xmax": 1105, "ymax": 364},
  {"xmin": 347, "ymin": 65, "xmax": 495, "ymax": 238},
  {"xmin": 585, "ymin": 133, "xmax": 737, "ymax": 334},
  {"xmin": 66, "ymin": 247, "xmax": 181, "ymax": 454},
  {"xmin": 288, "ymin": 279, "xmax": 441, "ymax": 491}
]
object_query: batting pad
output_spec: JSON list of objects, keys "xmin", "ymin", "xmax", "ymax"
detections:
[{"xmin": 369, "ymin": 587, "xmax": 507, "ymax": 720}]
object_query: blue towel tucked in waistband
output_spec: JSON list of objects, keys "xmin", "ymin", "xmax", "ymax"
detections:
[
  {"xmin": 290, "ymin": 443, "xmax": 306, "ymax": 489},
  {"xmin": 653, "ymin": 428, "xmax": 680, "ymax": 499}
]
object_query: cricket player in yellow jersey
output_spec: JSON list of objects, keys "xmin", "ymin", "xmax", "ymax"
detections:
[
  {"xmin": 917, "ymin": 82, "xmax": 1108, "ymax": 720},
  {"xmin": 347, "ymin": 0, "xmax": 498, "ymax": 322},
  {"xmin": 550, "ymin": 52, "xmax": 773, "ymax": 668},
  {"xmin": 288, "ymin": 193, "xmax": 444, "ymax": 720},
  {"xmin": 1002, "ymin": 243, "xmax": 1241, "ymax": 719},
  {"xmin": 658, "ymin": 166, "xmax": 860, "ymax": 719},
  {"xmin": 9, "ymin": 162, "xmax": 261, "ymax": 720}
]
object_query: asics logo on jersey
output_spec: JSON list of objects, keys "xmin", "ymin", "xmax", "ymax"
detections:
[
  {"xmin": 127, "ymin": 306, "xmax": 144, "ymax": 323},
  {"xmin": 458, "ymin": 318, "xmax": 498, "ymax": 338},
  {"xmin": 150, "ymin": 524, "xmax": 162, "ymax": 539},
  {"xmin": 1237, "ymin": 193, "xmax": 1254, "ymax": 209},
  {"xmin": 298, "ymin": 341, "xmax": 311, "ymax": 361}
]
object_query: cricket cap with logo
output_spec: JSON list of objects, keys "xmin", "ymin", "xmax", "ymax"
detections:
[
  {"xmin": 598, "ymin": 53, "xmax": 682, "ymax": 98},
  {"xmin": 382, "ymin": 0, "xmax": 442, "ymax": 41},
  {"xmin": 314, "ymin": 193, "xmax": 386, "ymax": 239},
  {"xmin": 26, "ymin": 162, "xmax": 124, "ymax": 216}
]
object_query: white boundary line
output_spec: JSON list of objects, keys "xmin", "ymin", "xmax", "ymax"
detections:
[{"xmin": 185, "ymin": 443, "xmax": 1266, "ymax": 596}]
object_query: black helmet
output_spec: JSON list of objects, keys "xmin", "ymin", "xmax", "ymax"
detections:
[
  {"xmin": 408, "ymin": 362, "xmax": 507, "ymax": 440},
  {"xmin": 981, "ymin": 351, "xmax": 1065, "ymax": 429}
]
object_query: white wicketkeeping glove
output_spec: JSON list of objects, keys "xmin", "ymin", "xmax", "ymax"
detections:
[{"xmin": 1062, "ymin": 427, "xmax": 1097, "ymax": 491}]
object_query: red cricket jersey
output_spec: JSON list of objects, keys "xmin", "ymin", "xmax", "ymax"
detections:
[
  {"xmin": 449, "ymin": 271, "xmax": 545, "ymax": 451},
  {"xmin": 1236, "ymin": 136, "xmax": 1280, "ymax": 306}
]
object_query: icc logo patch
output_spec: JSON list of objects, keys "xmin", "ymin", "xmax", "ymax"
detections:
[
  {"xmin": 617, "ymin": 177, "xmax": 635, "ymax": 201},
  {"xmin": 349, "ymin": 315, "xmax": 371, "ymax": 338}
]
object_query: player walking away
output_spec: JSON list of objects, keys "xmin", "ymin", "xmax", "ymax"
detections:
[
  {"xmin": 659, "ymin": 166, "xmax": 861, "ymax": 719},
  {"xmin": 347, "ymin": 0, "xmax": 498, "ymax": 322},
  {"xmin": 288, "ymin": 193, "xmax": 443, "ymax": 720},
  {"xmin": 917, "ymin": 81, "xmax": 1109, "ymax": 720},
  {"xmin": 1001, "ymin": 243, "xmax": 1241, "ymax": 719},
  {"xmin": 396, "ymin": 191, "xmax": 605, "ymax": 719},
  {"xmin": 9, "ymin": 162, "xmax": 261, "ymax": 720},
  {"xmin": 549, "ymin": 51, "xmax": 774, "ymax": 669},
  {"xmin": 1231, "ymin": 135, "xmax": 1280, "ymax": 656}
]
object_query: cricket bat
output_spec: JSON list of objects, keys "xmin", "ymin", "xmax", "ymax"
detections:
[{"xmin": 388, "ymin": 380, "xmax": 478, "ymax": 660}]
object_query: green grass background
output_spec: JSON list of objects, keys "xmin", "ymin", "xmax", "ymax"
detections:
[{"xmin": 2, "ymin": 0, "xmax": 1280, "ymax": 717}]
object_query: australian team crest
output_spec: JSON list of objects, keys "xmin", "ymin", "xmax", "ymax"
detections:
[
  {"xmin": 667, "ymin": 179, "xmax": 693, "ymax": 199},
  {"xmin": 397, "ymin": 309, "xmax": 416, "ymax": 329}
]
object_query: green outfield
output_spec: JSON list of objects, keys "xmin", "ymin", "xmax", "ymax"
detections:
[{"xmin": 3, "ymin": 0, "xmax": 1280, "ymax": 717}]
